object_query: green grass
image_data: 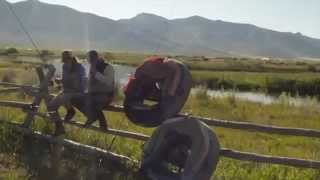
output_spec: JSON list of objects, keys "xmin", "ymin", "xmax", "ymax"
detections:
[
  {"xmin": 192, "ymin": 70, "xmax": 320, "ymax": 95},
  {"xmin": 2, "ymin": 48, "xmax": 320, "ymax": 72},
  {"xmin": 1, "ymin": 87, "xmax": 320, "ymax": 179},
  {"xmin": 1, "ymin": 57, "xmax": 320, "ymax": 179},
  {"xmin": 3, "ymin": 54, "xmax": 320, "ymax": 96}
]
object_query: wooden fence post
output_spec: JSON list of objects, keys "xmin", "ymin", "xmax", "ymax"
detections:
[{"xmin": 22, "ymin": 65, "xmax": 55, "ymax": 128}]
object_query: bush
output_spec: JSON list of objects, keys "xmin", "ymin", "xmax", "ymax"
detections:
[
  {"xmin": 40, "ymin": 49, "xmax": 53, "ymax": 58},
  {"xmin": 104, "ymin": 52, "xmax": 115, "ymax": 60},
  {"xmin": 308, "ymin": 65, "xmax": 317, "ymax": 72},
  {"xmin": 1, "ymin": 70, "xmax": 17, "ymax": 83},
  {"xmin": 4, "ymin": 48, "xmax": 19, "ymax": 55}
]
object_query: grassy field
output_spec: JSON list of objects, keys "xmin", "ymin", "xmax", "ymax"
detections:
[
  {"xmin": 2, "ymin": 48, "xmax": 320, "ymax": 71},
  {"xmin": 192, "ymin": 70, "xmax": 320, "ymax": 96},
  {"xmin": 0, "ymin": 63, "xmax": 320, "ymax": 179},
  {"xmin": 1, "ymin": 88, "xmax": 320, "ymax": 179},
  {"xmin": 2, "ymin": 49, "xmax": 320, "ymax": 96}
]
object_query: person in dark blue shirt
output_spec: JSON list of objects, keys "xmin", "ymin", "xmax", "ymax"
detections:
[{"xmin": 47, "ymin": 50, "xmax": 86, "ymax": 135}]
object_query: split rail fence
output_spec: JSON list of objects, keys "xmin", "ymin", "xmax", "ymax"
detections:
[{"xmin": 0, "ymin": 65, "xmax": 319, "ymax": 170}]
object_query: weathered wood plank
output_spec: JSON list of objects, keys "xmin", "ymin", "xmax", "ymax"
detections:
[
  {"xmin": 0, "ymin": 87, "xmax": 20, "ymax": 94},
  {"xmin": 220, "ymin": 149, "xmax": 320, "ymax": 169},
  {"xmin": 0, "ymin": 82, "xmax": 38, "ymax": 89},
  {"xmin": 65, "ymin": 121, "xmax": 150, "ymax": 141},
  {"xmin": 1, "ymin": 119, "xmax": 319, "ymax": 169},
  {"xmin": 103, "ymin": 105, "xmax": 320, "ymax": 138},
  {"xmin": 2, "ymin": 102, "xmax": 320, "ymax": 139},
  {"xmin": 191, "ymin": 116, "xmax": 320, "ymax": 138},
  {"xmin": 0, "ymin": 100, "xmax": 33, "ymax": 110},
  {"xmin": 22, "ymin": 65, "xmax": 55, "ymax": 128},
  {"xmin": 0, "ymin": 120, "xmax": 134, "ymax": 164}
]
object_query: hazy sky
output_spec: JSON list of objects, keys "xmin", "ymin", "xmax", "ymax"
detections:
[{"xmin": 7, "ymin": 0, "xmax": 320, "ymax": 39}]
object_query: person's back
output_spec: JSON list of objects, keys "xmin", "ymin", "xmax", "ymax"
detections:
[
  {"xmin": 135, "ymin": 56, "xmax": 173, "ymax": 81},
  {"xmin": 88, "ymin": 59, "xmax": 114, "ymax": 95},
  {"xmin": 48, "ymin": 51, "xmax": 86, "ymax": 135},
  {"xmin": 123, "ymin": 56, "xmax": 192, "ymax": 127},
  {"xmin": 83, "ymin": 50, "xmax": 115, "ymax": 129},
  {"xmin": 62, "ymin": 62, "xmax": 86, "ymax": 94}
]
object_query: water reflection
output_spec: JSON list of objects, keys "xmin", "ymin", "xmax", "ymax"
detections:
[{"xmin": 195, "ymin": 89, "xmax": 320, "ymax": 106}]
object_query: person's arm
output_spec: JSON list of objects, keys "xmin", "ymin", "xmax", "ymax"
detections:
[
  {"xmin": 60, "ymin": 65, "xmax": 68, "ymax": 92},
  {"xmin": 78, "ymin": 65, "xmax": 86, "ymax": 93},
  {"xmin": 89, "ymin": 61, "xmax": 97, "ymax": 79},
  {"xmin": 94, "ymin": 65, "xmax": 115, "ymax": 93},
  {"xmin": 167, "ymin": 61, "xmax": 181, "ymax": 96},
  {"xmin": 94, "ymin": 71, "xmax": 108, "ymax": 83}
]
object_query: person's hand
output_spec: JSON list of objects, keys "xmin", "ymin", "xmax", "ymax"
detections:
[
  {"xmin": 54, "ymin": 77, "xmax": 62, "ymax": 84},
  {"xmin": 90, "ymin": 65, "xmax": 97, "ymax": 77},
  {"xmin": 49, "ymin": 80, "xmax": 54, "ymax": 87},
  {"xmin": 57, "ymin": 85, "xmax": 62, "ymax": 91}
]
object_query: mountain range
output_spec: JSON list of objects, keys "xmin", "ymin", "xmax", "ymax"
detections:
[{"xmin": 1, "ymin": 0, "xmax": 320, "ymax": 58}]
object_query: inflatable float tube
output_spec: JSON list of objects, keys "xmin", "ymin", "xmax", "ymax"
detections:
[
  {"xmin": 123, "ymin": 64, "xmax": 192, "ymax": 127},
  {"xmin": 140, "ymin": 117, "xmax": 220, "ymax": 180}
]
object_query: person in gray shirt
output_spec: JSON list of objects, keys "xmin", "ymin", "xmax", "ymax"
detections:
[{"xmin": 83, "ymin": 50, "xmax": 115, "ymax": 129}]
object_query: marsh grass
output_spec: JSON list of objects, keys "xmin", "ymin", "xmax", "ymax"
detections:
[
  {"xmin": 1, "ymin": 87, "xmax": 320, "ymax": 179},
  {"xmin": 192, "ymin": 70, "xmax": 320, "ymax": 95},
  {"xmin": 1, "ymin": 60, "xmax": 320, "ymax": 179}
]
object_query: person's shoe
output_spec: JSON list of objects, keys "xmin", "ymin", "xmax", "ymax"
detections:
[
  {"xmin": 64, "ymin": 108, "xmax": 76, "ymax": 122},
  {"xmin": 83, "ymin": 119, "xmax": 96, "ymax": 128},
  {"xmin": 54, "ymin": 123, "xmax": 65, "ymax": 136},
  {"xmin": 99, "ymin": 123, "xmax": 108, "ymax": 131}
]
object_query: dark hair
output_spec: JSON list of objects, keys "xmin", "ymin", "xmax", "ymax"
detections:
[
  {"xmin": 62, "ymin": 50, "xmax": 73, "ymax": 63},
  {"xmin": 62, "ymin": 50, "xmax": 80, "ymax": 72},
  {"xmin": 88, "ymin": 50, "xmax": 99, "ymax": 60}
]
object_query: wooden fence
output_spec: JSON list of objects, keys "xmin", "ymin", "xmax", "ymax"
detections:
[{"xmin": 0, "ymin": 64, "xmax": 319, "ymax": 170}]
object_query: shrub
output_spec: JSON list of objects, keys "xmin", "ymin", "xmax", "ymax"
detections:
[
  {"xmin": 4, "ymin": 48, "xmax": 19, "ymax": 55},
  {"xmin": 40, "ymin": 49, "xmax": 53, "ymax": 58},
  {"xmin": 308, "ymin": 65, "xmax": 317, "ymax": 72},
  {"xmin": 104, "ymin": 52, "xmax": 115, "ymax": 60},
  {"xmin": 1, "ymin": 70, "xmax": 17, "ymax": 83}
]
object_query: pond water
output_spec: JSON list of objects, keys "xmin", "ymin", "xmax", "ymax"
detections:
[{"xmin": 199, "ymin": 89, "xmax": 319, "ymax": 106}]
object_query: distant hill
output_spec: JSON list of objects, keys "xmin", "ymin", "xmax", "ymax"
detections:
[{"xmin": 1, "ymin": 0, "xmax": 320, "ymax": 58}]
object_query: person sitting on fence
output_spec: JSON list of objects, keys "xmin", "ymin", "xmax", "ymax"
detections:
[
  {"xmin": 73, "ymin": 50, "xmax": 115, "ymax": 130},
  {"xmin": 47, "ymin": 50, "xmax": 86, "ymax": 136}
]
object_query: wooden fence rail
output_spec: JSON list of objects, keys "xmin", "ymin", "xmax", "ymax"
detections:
[
  {"xmin": 0, "ymin": 120, "xmax": 134, "ymax": 164},
  {"xmin": 0, "ymin": 100, "xmax": 34, "ymax": 110},
  {"xmin": 0, "ymin": 87, "xmax": 20, "ymax": 94},
  {"xmin": 1, "ymin": 119, "xmax": 320, "ymax": 169},
  {"xmin": 64, "ymin": 121, "xmax": 320, "ymax": 169},
  {"xmin": 103, "ymin": 105, "xmax": 320, "ymax": 139},
  {"xmin": 4, "ymin": 100, "xmax": 320, "ymax": 139},
  {"xmin": 0, "ymin": 82, "xmax": 39, "ymax": 89}
]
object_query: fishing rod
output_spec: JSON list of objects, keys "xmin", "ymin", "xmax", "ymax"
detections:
[{"xmin": 5, "ymin": 1, "xmax": 42, "ymax": 58}]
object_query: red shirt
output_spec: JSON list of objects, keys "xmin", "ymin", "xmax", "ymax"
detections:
[{"xmin": 135, "ymin": 56, "xmax": 174, "ymax": 80}]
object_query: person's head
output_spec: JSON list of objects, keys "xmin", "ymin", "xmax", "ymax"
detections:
[
  {"xmin": 62, "ymin": 50, "xmax": 73, "ymax": 63},
  {"xmin": 62, "ymin": 50, "xmax": 78, "ymax": 71},
  {"xmin": 87, "ymin": 50, "xmax": 99, "ymax": 64}
]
